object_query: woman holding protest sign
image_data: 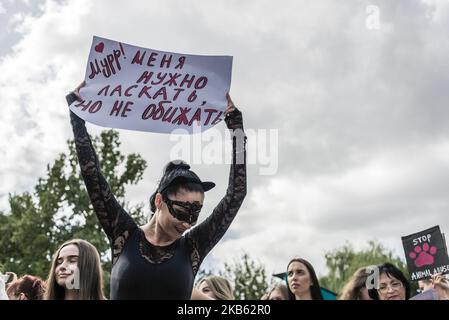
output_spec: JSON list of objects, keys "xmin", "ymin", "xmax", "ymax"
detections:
[{"xmin": 66, "ymin": 81, "xmax": 246, "ymax": 299}]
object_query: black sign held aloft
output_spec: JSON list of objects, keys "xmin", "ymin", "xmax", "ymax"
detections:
[{"xmin": 402, "ymin": 225, "xmax": 449, "ymax": 281}]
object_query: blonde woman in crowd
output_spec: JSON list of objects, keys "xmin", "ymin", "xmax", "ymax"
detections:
[
  {"xmin": 192, "ymin": 275, "xmax": 234, "ymax": 300},
  {"xmin": 261, "ymin": 282, "xmax": 289, "ymax": 300}
]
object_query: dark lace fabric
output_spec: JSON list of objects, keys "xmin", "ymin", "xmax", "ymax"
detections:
[{"xmin": 67, "ymin": 93, "xmax": 247, "ymax": 298}]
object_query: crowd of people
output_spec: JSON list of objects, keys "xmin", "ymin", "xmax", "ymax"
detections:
[
  {"xmin": 2, "ymin": 253, "xmax": 449, "ymax": 300},
  {"xmin": 1, "ymin": 84, "xmax": 449, "ymax": 301}
]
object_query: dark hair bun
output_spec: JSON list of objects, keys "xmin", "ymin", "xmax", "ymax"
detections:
[{"xmin": 164, "ymin": 160, "xmax": 190, "ymax": 174}]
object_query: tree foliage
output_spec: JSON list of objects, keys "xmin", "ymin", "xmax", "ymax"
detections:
[{"xmin": 220, "ymin": 253, "xmax": 269, "ymax": 300}]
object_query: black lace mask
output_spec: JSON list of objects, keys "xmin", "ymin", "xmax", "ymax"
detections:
[{"xmin": 162, "ymin": 195, "xmax": 203, "ymax": 224}]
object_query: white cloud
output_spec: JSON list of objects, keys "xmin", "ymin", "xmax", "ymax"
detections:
[{"xmin": 2, "ymin": 0, "xmax": 449, "ymax": 281}]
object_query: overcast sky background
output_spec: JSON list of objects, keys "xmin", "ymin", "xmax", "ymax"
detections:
[{"xmin": 1, "ymin": 0, "xmax": 449, "ymax": 279}]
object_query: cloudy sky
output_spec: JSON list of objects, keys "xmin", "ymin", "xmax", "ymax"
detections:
[{"xmin": 1, "ymin": 0, "xmax": 449, "ymax": 279}]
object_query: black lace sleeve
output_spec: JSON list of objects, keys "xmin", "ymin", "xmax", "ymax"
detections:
[
  {"xmin": 67, "ymin": 93, "xmax": 138, "ymax": 265},
  {"xmin": 186, "ymin": 108, "xmax": 247, "ymax": 275}
]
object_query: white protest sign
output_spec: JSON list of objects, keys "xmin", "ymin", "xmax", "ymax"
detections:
[{"xmin": 69, "ymin": 36, "xmax": 233, "ymax": 134}]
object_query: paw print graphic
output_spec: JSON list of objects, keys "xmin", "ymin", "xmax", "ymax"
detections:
[{"xmin": 409, "ymin": 243, "xmax": 437, "ymax": 267}]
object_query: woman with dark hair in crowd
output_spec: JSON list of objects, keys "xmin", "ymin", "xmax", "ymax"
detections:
[
  {"xmin": 67, "ymin": 81, "xmax": 247, "ymax": 299},
  {"xmin": 368, "ymin": 262, "xmax": 410, "ymax": 300},
  {"xmin": 44, "ymin": 239, "xmax": 105, "ymax": 300},
  {"xmin": 6, "ymin": 275, "xmax": 46, "ymax": 300},
  {"xmin": 287, "ymin": 258, "xmax": 323, "ymax": 300}
]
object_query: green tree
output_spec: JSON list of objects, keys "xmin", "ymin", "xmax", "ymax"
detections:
[
  {"xmin": 319, "ymin": 240, "xmax": 409, "ymax": 295},
  {"xmin": 220, "ymin": 253, "xmax": 269, "ymax": 300},
  {"xmin": 0, "ymin": 129, "xmax": 147, "ymax": 298}
]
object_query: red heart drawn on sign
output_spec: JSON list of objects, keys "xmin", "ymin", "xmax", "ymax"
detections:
[{"xmin": 95, "ymin": 42, "xmax": 104, "ymax": 53}]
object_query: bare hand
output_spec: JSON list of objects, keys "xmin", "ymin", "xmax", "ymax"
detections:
[
  {"xmin": 72, "ymin": 80, "xmax": 86, "ymax": 102},
  {"xmin": 224, "ymin": 93, "xmax": 236, "ymax": 116}
]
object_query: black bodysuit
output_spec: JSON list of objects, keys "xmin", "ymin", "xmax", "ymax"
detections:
[{"xmin": 67, "ymin": 93, "xmax": 247, "ymax": 299}]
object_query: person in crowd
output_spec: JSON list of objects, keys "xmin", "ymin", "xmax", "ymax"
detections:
[
  {"xmin": 191, "ymin": 275, "xmax": 234, "ymax": 300},
  {"xmin": 286, "ymin": 258, "xmax": 323, "ymax": 300},
  {"xmin": 6, "ymin": 275, "xmax": 46, "ymax": 300},
  {"xmin": 67, "ymin": 81, "xmax": 247, "ymax": 299},
  {"xmin": 261, "ymin": 282, "xmax": 289, "ymax": 300},
  {"xmin": 368, "ymin": 262, "xmax": 410, "ymax": 300},
  {"xmin": 431, "ymin": 274, "xmax": 449, "ymax": 300},
  {"xmin": 44, "ymin": 239, "xmax": 105, "ymax": 300},
  {"xmin": 418, "ymin": 278, "xmax": 433, "ymax": 293},
  {"xmin": 339, "ymin": 266, "xmax": 373, "ymax": 300}
]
